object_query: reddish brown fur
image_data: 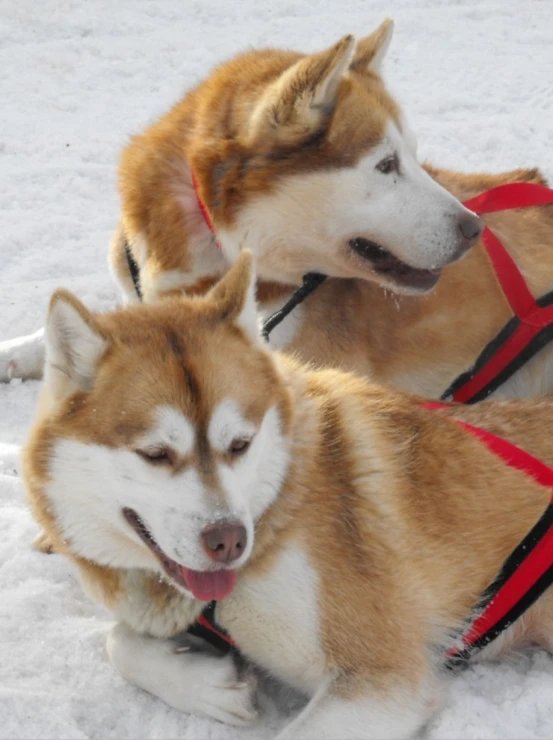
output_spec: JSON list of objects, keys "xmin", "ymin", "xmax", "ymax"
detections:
[
  {"xmin": 116, "ymin": 23, "xmax": 400, "ymax": 299},
  {"xmin": 23, "ymin": 254, "xmax": 553, "ymax": 691},
  {"xmin": 238, "ymin": 364, "xmax": 553, "ymax": 690},
  {"xmin": 112, "ymin": 26, "xmax": 553, "ymax": 403}
]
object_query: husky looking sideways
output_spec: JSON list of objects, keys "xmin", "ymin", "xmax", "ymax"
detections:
[{"xmin": 3, "ymin": 20, "xmax": 553, "ymax": 403}]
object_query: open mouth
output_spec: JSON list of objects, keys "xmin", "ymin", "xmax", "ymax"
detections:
[
  {"xmin": 349, "ymin": 237, "xmax": 442, "ymax": 291},
  {"xmin": 122, "ymin": 507, "xmax": 237, "ymax": 601}
]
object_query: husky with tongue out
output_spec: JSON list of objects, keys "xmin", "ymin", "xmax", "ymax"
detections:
[{"xmin": 23, "ymin": 251, "xmax": 553, "ymax": 738}]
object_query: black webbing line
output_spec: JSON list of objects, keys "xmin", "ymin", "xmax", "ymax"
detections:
[
  {"xmin": 186, "ymin": 600, "xmax": 235, "ymax": 654},
  {"xmin": 124, "ymin": 238, "xmax": 325, "ymax": 341},
  {"xmin": 124, "ymin": 242, "xmax": 143, "ymax": 301},
  {"xmin": 261, "ymin": 272, "xmax": 327, "ymax": 341},
  {"xmin": 444, "ymin": 503, "xmax": 553, "ymax": 671},
  {"xmin": 441, "ymin": 290, "xmax": 553, "ymax": 404}
]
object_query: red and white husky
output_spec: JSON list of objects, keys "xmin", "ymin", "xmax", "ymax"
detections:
[
  {"xmin": 23, "ymin": 252, "xmax": 553, "ymax": 738},
  {"xmin": 4, "ymin": 20, "xmax": 553, "ymax": 399}
]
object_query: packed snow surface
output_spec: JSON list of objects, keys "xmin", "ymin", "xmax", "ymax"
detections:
[{"xmin": 1, "ymin": 0, "xmax": 553, "ymax": 737}]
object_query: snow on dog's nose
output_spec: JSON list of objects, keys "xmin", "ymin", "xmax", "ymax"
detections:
[{"xmin": 201, "ymin": 522, "xmax": 248, "ymax": 564}]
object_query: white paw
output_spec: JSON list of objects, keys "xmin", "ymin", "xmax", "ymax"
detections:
[
  {"xmin": 0, "ymin": 328, "xmax": 45, "ymax": 381},
  {"xmin": 107, "ymin": 623, "xmax": 258, "ymax": 727},
  {"xmin": 193, "ymin": 666, "xmax": 258, "ymax": 727}
]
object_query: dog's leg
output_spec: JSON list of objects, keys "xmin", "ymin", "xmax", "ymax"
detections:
[
  {"xmin": 107, "ymin": 623, "xmax": 258, "ymax": 727},
  {"xmin": 0, "ymin": 328, "xmax": 45, "ymax": 381},
  {"xmin": 276, "ymin": 674, "xmax": 440, "ymax": 740}
]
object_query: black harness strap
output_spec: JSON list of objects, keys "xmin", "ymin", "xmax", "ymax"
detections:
[
  {"xmin": 261, "ymin": 272, "xmax": 327, "ymax": 341},
  {"xmin": 124, "ymin": 242, "xmax": 143, "ymax": 301},
  {"xmin": 122, "ymin": 233, "xmax": 323, "ymax": 343},
  {"xmin": 123, "ymin": 224, "xmax": 553, "ymax": 402},
  {"xmin": 441, "ymin": 290, "xmax": 553, "ymax": 404},
  {"xmin": 445, "ymin": 502, "xmax": 553, "ymax": 670},
  {"xmin": 186, "ymin": 600, "xmax": 235, "ymax": 654}
]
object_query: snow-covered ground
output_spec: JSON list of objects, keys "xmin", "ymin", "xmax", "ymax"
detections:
[{"xmin": 2, "ymin": 0, "xmax": 553, "ymax": 737}]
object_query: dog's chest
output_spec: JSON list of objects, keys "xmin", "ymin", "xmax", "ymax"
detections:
[{"xmin": 218, "ymin": 543, "xmax": 326, "ymax": 695}]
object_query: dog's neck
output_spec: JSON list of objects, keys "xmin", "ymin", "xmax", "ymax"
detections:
[
  {"xmin": 188, "ymin": 165, "xmax": 298, "ymax": 308},
  {"xmin": 243, "ymin": 355, "xmax": 392, "ymax": 572}
]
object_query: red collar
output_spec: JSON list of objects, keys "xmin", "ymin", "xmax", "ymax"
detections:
[
  {"xmin": 191, "ymin": 171, "xmax": 222, "ymax": 249},
  {"xmin": 424, "ymin": 402, "xmax": 553, "ymax": 669},
  {"xmin": 446, "ymin": 181, "xmax": 553, "ymax": 403}
]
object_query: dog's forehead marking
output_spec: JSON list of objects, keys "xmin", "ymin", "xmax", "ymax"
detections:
[
  {"xmin": 208, "ymin": 399, "xmax": 256, "ymax": 453},
  {"xmin": 138, "ymin": 405, "xmax": 195, "ymax": 455}
]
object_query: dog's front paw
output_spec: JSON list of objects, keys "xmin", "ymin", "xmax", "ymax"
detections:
[
  {"xmin": 107, "ymin": 622, "xmax": 258, "ymax": 726},
  {"xmin": 194, "ymin": 659, "xmax": 258, "ymax": 726}
]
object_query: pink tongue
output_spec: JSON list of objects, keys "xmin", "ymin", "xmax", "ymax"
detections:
[{"xmin": 182, "ymin": 567, "xmax": 237, "ymax": 600}]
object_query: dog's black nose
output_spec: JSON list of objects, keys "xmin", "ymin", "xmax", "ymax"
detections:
[
  {"xmin": 201, "ymin": 522, "xmax": 247, "ymax": 563},
  {"xmin": 457, "ymin": 213, "xmax": 482, "ymax": 244}
]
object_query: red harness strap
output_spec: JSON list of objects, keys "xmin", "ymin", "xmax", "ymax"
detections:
[
  {"xmin": 186, "ymin": 600, "xmax": 236, "ymax": 653},
  {"xmin": 424, "ymin": 402, "xmax": 553, "ymax": 669},
  {"xmin": 444, "ymin": 182, "xmax": 553, "ymax": 403},
  {"xmin": 191, "ymin": 171, "xmax": 222, "ymax": 249}
]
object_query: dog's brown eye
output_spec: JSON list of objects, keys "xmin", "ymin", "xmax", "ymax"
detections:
[
  {"xmin": 136, "ymin": 448, "xmax": 173, "ymax": 466},
  {"xmin": 229, "ymin": 438, "xmax": 251, "ymax": 455},
  {"xmin": 376, "ymin": 154, "xmax": 399, "ymax": 175}
]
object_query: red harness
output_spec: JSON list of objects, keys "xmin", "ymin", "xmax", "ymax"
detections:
[
  {"xmin": 444, "ymin": 182, "xmax": 553, "ymax": 403},
  {"xmin": 423, "ymin": 402, "xmax": 553, "ymax": 668},
  {"xmin": 191, "ymin": 172, "xmax": 221, "ymax": 249}
]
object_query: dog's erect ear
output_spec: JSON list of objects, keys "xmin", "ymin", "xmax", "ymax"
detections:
[
  {"xmin": 45, "ymin": 290, "xmax": 109, "ymax": 397},
  {"xmin": 248, "ymin": 34, "xmax": 356, "ymax": 146},
  {"xmin": 350, "ymin": 19, "xmax": 394, "ymax": 74},
  {"xmin": 207, "ymin": 251, "xmax": 261, "ymax": 344}
]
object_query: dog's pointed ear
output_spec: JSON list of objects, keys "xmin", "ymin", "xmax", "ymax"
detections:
[
  {"xmin": 45, "ymin": 290, "xmax": 109, "ymax": 397},
  {"xmin": 248, "ymin": 34, "xmax": 356, "ymax": 146},
  {"xmin": 208, "ymin": 251, "xmax": 261, "ymax": 344},
  {"xmin": 350, "ymin": 19, "xmax": 394, "ymax": 74}
]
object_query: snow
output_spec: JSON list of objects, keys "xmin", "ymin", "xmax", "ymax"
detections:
[{"xmin": 1, "ymin": 0, "xmax": 553, "ymax": 737}]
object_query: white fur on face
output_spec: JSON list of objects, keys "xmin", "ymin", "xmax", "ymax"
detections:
[
  {"xmin": 137, "ymin": 405, "xmax": 195, "ymax": 457},
  {"xmin": 218, "ymin": 120, "xmax": 476, "ymax": 289},
  {"xmin": 208, "ymin": 399, "xmax": 256, "ymax": 453},
  {"xmin": 44, "ymin": 401, "xmax": 289, "ymax": 584},
  {"xmin": 215, "ymin": 403, "xmax": 289, "ymax": 523}
]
